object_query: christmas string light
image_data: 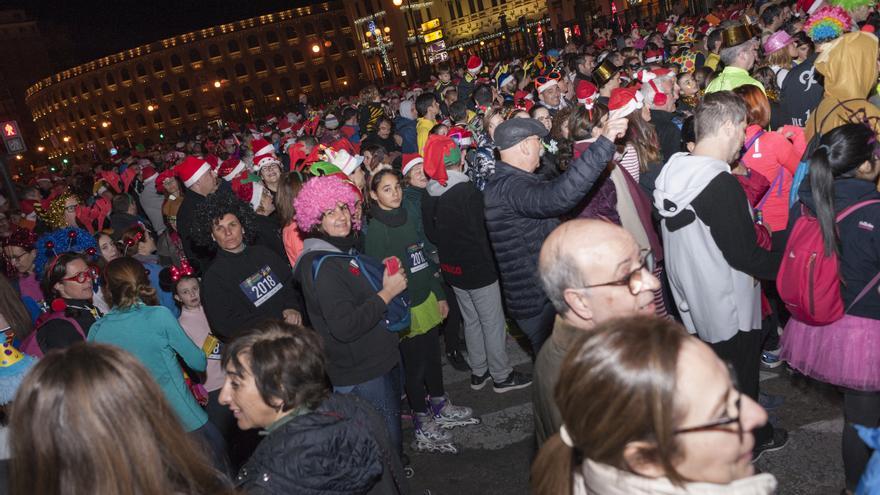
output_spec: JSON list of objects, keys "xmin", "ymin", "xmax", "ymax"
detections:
[{"xmin": 445, "ymin": 17, "xmax": 550, "ymax": 51}]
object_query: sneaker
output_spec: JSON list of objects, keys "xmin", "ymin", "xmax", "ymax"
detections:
[
  {"xmin": 414, "ymin": 412, "xmax": 452, "ymax": 443},
  {"xmin": 471, "ymin": 371, "xmax": 491, "ymax": 390},
  {"xmin": 758, "ymin": 392, "xmax": 785, "ymax": 411},
  {"xmin": 761, "ymin": 349, "xmax": 783, "ymax": 369},
  {"xmin": 430, "ymin": 395, "xmax": 474, "ymax": 423},
  {"xmin": 493, "ymin": 370, "xmax": 533, "ymax": 393},
  {"xmin": 446, "ymin": 350, "xmax": 470, "ymax": 372},
  {"xmin": 753, "ymin": 428, "xmax": 789, "ymax": 461}
]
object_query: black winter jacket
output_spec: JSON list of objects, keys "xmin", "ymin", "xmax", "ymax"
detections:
[
  {"xmin": 483, "ymin": 137, "xmax": 616, "ymax": 319},
  {"xmin": 293, "ymin": 238, "xmax": 400, "ymax": 386},
  {"xmin": 650, "ymin": 109, "xmax": 683, "ymax": 164},
  {"xmin": 422, "ymin": 170, "xmax": 498, "ymax": 290},
  {"xmin": 235, "ymin": 393, "xmax": 407, "ymax": 495}
]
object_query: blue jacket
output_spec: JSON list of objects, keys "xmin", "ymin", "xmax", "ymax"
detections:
[
  {"xmin": 483, "ymin": 137, "xmax": 616, "ymax": 319},
  {"xmin": 87, "ymin": 303, "xmax": 208, "ymax": 432},
  {"xmin": 394, "ymin": 116, "xmax": 417, "ymax": 154}
]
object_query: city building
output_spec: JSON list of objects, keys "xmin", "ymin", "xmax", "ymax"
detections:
[{"xmin": 25, "ymin": 1, "xmax": 363, "ymax": 162}]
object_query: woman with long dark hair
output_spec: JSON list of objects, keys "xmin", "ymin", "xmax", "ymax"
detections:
[
  {"xmin": 10, "ymin": 343, "xmax": 232, "ymax": 495},
  {"xmin": 0, "ymin": 275, "xmax": 33, "ymax": 343},
  {"xmin": 781, "ymin": 123, "xmax": 880, "ymax": 493}
]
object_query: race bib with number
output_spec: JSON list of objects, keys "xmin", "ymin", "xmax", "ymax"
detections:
[
  {"xmin": 406, "ymin": 243, "xmax": 429, "ymax": 273},
  {"xmin": 239, "ymin": 265, "xmax": 283, "ymax": 307},
  {"xmin": 202, "ymin": 334, "xmax": 222, "ymax": 360}
]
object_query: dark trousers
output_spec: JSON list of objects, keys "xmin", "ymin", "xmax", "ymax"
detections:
[
  {"xmin": 709, "ymin": 329, "xmax": 772, "ymax": 446},
  {"xmin": 399, "ymin": 328, "xmax": 445, "ymax": 414},
  {"xmin": 843, "ymin": 389, "xmax": 880, "ymax": 490},
  {"xmin": 514, "ymin": 302, "xmax": 556, "ymax": 354},
  {"xmin": 334, "ymin": 365, "xmax": 403, "ymax": 457},
  {"xmin": 440, "ymin": 282, "xmax": 463, "ymax": 354}
]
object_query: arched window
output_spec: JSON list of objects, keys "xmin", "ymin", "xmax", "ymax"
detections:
[
  {"xmin": 224, "ymin": 91, "xmax": 235, "ymax": 105},
  {"xmin": 114, "ymin": 99, "xmax": 124, "ymax": 110},
  {"xmin": 122, "ymin": 118, "xmax": 131, "ymax": 132},
  {"xmin": 216, "ymin": 68, "xmax": 228, "ymax": 80},
  {"xmin": 266, "ymin": 31, "xmax": 279, "ymax": 44},
  {"xmin": 178, "ymin": 77, "xmax": 190, "ymax": 91},
  {"xmin": 335, "ymin": 65, "xmax": 346, "ymax": 78},
  {"xmin": 273, "ymin": 54, "xmax": 285, "ymax": 68},
  {"xmin": 128, "ymin": 91, "xmax": 138, "ymax": 105},
  {"xmin": 136, "ymin": 64, "xmax": 146, "ymax": 78},
  {"xmin": 260, "ymin": 82, "xmax": 274, "ymax": 96},
  {"xmin": 170, "ymin": 54, "xmax": 182, "ymax": 68},
  {"xmin": 328, "ymin": 42, "xmax": 340, "ymax": 55},
  {"xmin": 254, "ymin": 58, "xmax": 267, "ymax": 72},
  {"xmin": 136, "ymin": 114, "xmax": 147, "ymax": 127},
  {"xmin": 100, "ymin": 101, "xmax": 109, "ymax": 113},
  {"xmin": 169, "ymin": 105, "xmax": 181, "ymax": 120},
  {"xmin": 338, "ymin": 15, "xmax": 350, "ymax": 27},
  {"xmin": 188, "ymin": 48, "xmax": 202, "ymax": 63},
  {"xmin": 153, "ymin": 110, "xmax": 164, "ymax": 123},
  {"xmin": 234, "ymin": 63, "xmax": 247, "ymax": 77},
  {"xmin": 80, "ymin": 82, "xmax": 88, "ymax": 95},
  {"xmin": 105, "ymin": 72, "xmax": 115, "ymax": 86},
  {"xmin": 344, "ymin": 37, "xmax": 356, "ymax": 51},
  {"xmin": 89, "ymin": 104, "xmax": 97, "ymax": 117},
  {"xmin": 303, "ymin": 22, "xmax": 315, "ymax": 35},
  {"xmin": 144, "ymin": 87, "xmax": 155, "ymax": 99},
  {"xmin": 299, "ymin": 72, "xmax": 310, "ymax": 87},
  {"xmin": 246, "ymin": 35, "xmax": 259, "ymax": 49},
  {"xmin": 320, "ymin": 19, "xmax": 333, "ymax": 32},
  {"xmin": 285, "ymin": 26, "xmax": 297, "ymax": 40},
  {"xmin": 291, "ymin": 50, "xmax": 304, "ymax": 64},
  {"xmin": 280, "ymin": 77, "xmax": 292, "ymax": 91},
  {"xmin": 153, "ymin": 58, "xmax": 164, "ymax": 73},
  {"xmin": 317, "ymin": 69, "xmax": 329, "ymax": 83},
  {"xmin": 208, "ymin": 44, "xmax": 221, "ymax": 58},
  {"xmin": 185, "ymin": 100, "xmax": 198, "ymax": 115},
  {"xmin": 242, "ymin": 86, "xmax": 255, "ymax": 100},
  {"xmin": 92, "ymin": 77, "xmax": 101, "ymax": 90},
  {"xmin": 228, "ymin": 39, "xmax": 240, "ymax": 53},
  {"xmin": 161, "ymin": 81, "xmax": 172, "ymax": 96},
  {"xmin": 120, "ymin": 68, "xmax": 131, "ymax": 82}
]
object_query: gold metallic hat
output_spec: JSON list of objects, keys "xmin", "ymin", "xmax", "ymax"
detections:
[
  {"xmin": 721, "ymin": 24, "xmax": 756, "ymax": 48},
  {"xmin": 592, "ymin": 60, "xmax": 619, "ymax": 87}
]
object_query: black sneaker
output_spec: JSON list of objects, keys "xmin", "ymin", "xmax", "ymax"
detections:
[
  {"xmin": 446, "ymin": 350, "xmax": 470, "ymax": 372},
  {"xmin": 470, "ymin": 371, "xmax": 491, "ymax": 390},
  {"xmin": 493, "ymin": 371, "xmax": 533, "ymax": 393},
  {"xmin": 753, "ymin": 427, "xmax": 789, "ymax": 461}
]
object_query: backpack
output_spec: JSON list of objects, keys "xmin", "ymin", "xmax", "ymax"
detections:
[
  {"xmin": 789, "ymin": 98, "xmax": 868, "ymax": 207},
  {"xmin": 311, "ymin": 252, "xmax": 411, "ymax": 332},
  {"xmin": 777, "ymin": 200, "xmax": 880, "ymax": 326},
  {"xmin": 20, "ymin": 312, "xmax": 86, "ymax": 358}
]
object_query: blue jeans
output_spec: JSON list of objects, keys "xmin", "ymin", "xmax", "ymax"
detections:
[{"xmin": 334, "ymin": 365, "xmax": 402, "ymax": 456}]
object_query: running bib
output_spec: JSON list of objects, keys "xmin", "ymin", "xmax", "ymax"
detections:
[
  {"xmin": 406, "ymin": 243, "xmax": 429, "ymax": 273},
  {"xmin": 239, "ymin": 265, "xmax": 283, "ymax": 307},
  {"xmin": 202, "ymin": 334, "xmax": 222, "ymax": 361}
]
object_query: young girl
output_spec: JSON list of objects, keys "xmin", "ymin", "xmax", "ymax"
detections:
[
  {"xmin": 365, "ymin": 168, "xmax": 476, "ymax": 454},
  {"xmin": 159, "ymin": 261, "xmax": 229, "ymax": 441}
]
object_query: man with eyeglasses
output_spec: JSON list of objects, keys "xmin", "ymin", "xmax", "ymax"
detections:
[
  {"xmin": 653, "ymin": 91, "xmax": 787, "ymax": 459},
  {"xmin": 533, "ymin": 219, "xmax": 661, "ymax": 446},
  {"xmin": 535, "ymin": 75, "xmax": 568, "ymax": 117}
]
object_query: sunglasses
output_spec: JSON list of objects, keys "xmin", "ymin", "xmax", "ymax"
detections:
[{"xmin": 62, "ymin": 266, "xmax": 100, "ymax": 284}]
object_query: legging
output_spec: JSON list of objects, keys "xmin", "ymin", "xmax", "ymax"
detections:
[
  {"xmin": 843, "ymin": 389, "xmax": 880, "ymax": 491},
  {"xmin": 399, "ymin": 327, "xmax": 444, "ymax": 414}
]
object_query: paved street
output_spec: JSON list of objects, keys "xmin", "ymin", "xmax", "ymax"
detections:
[{"xmin": 404, "ymin": 337, "xmax": 849, "ymax": 495}]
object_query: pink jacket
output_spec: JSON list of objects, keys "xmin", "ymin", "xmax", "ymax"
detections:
[
  {"xmin": 741, "ymin": 124, "xmax": 806, "ymax": 232},
  {"xmin": 283, "ymin": 221, "xmax": 305, "ymax": 266}
]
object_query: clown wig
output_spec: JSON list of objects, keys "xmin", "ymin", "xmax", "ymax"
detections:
[
  {"xmin": 189, "ymin": 190, "xmax": 259, "ymax": 248},
  {"xmin": 293, "ymin": 175, "xmax": 362, "ymax": 233}
]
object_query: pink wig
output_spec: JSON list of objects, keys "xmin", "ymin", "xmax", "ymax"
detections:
[{"xmin": 294, "ymin": 175, "xmax": 362, "ymax": 233}]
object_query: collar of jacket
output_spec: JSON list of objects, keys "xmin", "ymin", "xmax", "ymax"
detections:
[
  {"xmin": 574, "ymin": 458, "xmax": 777, "ymax": 495},
  {"xmin": 261, "ymin": 406, "xmax": 310, "ymax": 436}
]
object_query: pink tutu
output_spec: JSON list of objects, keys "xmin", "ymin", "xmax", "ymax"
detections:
[{"xmin": 781, "ymin": 315, "xmax": 880, "ymax": 391}]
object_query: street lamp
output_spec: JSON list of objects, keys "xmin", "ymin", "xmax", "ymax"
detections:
[
  {"xmin": 101, "ymin": 121, "xmax": 110, "ymax": 128},
  {"xmin": 62, "ymin": 136, "xmax": 70, "ymax": 143},
  {"xmin": 311, "ymin": 44, "xmax": 320, "ymax": 53},
  {"xmin": 147, "ymin": 104, "xmax": 155, "ymax": 112},
  {"xmin": 213, "ymin": 80, "xmax": 221, "ymax": 88},
  {"xmin": 14, "ymin": 155, "xmax": 21, "ymax": 160},
  {"xmin": 36, "ymin": 146, "xmax": 44, "ymax": 152}
]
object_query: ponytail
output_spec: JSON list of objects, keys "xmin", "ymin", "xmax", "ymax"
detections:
[
  {"xmin": 809, "ymin": 144, "xmax": 838, "ymax": 256},
  {"xmin": 531, "ymin": 434, "xmax": 576, "ymax": 495}
]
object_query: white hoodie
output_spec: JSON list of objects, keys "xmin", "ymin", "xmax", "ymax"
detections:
[{"xmin": 653, "ymin": 153, "xmax": 762, "ymax": 344}]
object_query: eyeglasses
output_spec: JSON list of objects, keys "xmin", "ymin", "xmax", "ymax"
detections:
[
  {"xmin": 577, "ymin": 249, "xmax": 655, "ymax": 296},
  {"xmin": 5, "ymin": 251, "xmax": 31, "ymax": 264},
  {"xmin": 674, "ymin": 363, "xmax": 743, "ymax": 443},
  {"xmin": 62, "ymin": 266, "xmax": 100, "ymax": 284}
]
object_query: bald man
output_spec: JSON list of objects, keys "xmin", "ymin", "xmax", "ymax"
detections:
[{"xmin": 533, "ymin": 219, "xmax": 660, "ymax": 446}]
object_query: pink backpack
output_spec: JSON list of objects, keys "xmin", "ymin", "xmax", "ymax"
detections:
[
  {"xmin": 20, "ymin": 312, "xmax": 85, "ymax": 358},
  {"xmin": 777, "ymin": 200, "xmax": 880, "ymax": 326}
]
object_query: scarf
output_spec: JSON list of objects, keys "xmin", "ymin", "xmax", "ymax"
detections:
[
  {"xmin": 319, "ymin": 232, "xmax": 358, "ymax": 253},
  {"xmin": 369, "ymin": 206, "xmax": 408, "ymax": 228}
]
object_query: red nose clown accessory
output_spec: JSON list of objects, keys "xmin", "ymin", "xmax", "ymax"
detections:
[
  {"xmin": 608, "ymin": 87, "xmax": 645, "ymax": 120},
  {"xmin": 422, "ymin": 135, "xmax": 461, "ymax": 187}
]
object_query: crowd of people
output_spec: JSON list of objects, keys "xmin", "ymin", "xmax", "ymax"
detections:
[{"xmin": 0, "ymin": 0, "xmax": 880, "ymax": 493}]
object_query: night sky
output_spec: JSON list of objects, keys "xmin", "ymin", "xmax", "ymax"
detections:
[{"xmin": 0, "ymin": 0, "xmax": 320, "ymax": 70}]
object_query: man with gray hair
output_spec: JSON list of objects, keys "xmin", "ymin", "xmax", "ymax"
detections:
[
  {"xmin": 639, "ymin": 69, "xmax": 681, "ymax": 162},
  {"xmin": 533, "ymin": 219, "xmax": 660, "ymax": 445},
  {"xmin": 653, "ymin": 91, "xmax": 786, "ymax": 459},
  {"xmin": 705, "ymin": 24, "xmax": 765, "ymax": 94}
]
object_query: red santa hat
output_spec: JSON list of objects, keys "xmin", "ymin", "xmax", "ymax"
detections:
[
  {"xmin": 608, "ymin": 87, "xmax": 645, "ymax": 120},
  {"xmin": 401, "ymin": 153, "xmax": 424, "ymax": 177},
  {"xmin": 644, "ymin": 48, "xmax": 664, "ymax": 63},
  {"xmin": 466, "ymin": 55, "xmax": 483, "ymax": 74},
  {"xmin": 797, "ymin": 0, "xmax": 823, "ymax": 15},
  {"xmin": 576, "ymin": 80, "xmax": 599, "ymax": 108},
  {"xmin": 535, "ymin": 77, "xmax": 559, "ymax": 94},
  {"xmin": 204, "ymin": 154, "xmax": 221, "ymax": 172},
  {"xmin": 141, "ymin": 166, "xmax": 158, "ymax": 182},
  {"xmin": 231, "ymin": 178, "xmax": 265, "ymax": 211},
  {"xmin": 278, "ymin": 118, "xmax": 293, "ymax": 134},
  {"xmin": 175, "ymin": 156, "xmax": 212, "ymax": 188},
  {"xmin": 218, "ymin": 157, "xmax": 247, "ymax": 182},
  {"xmin": 447, "ymin": 126, "xmax": 474, "ymax": 149},
  {"xmin": 251, "ymin": 138, "xmax": 279, "ymax": 171}
]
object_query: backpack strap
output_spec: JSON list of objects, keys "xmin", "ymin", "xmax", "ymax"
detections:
[
  {"xmin": 742, "ymin": 130, "xmax": 765, "ymax": 155},
  {"xmin": 311, "ymin": 252, "xmax": 356, "ymax": 281},
  {"xmin": 835, "ymin": 199, "xmax": 880, "ymax": 222},
  {"xmin": 848, "ymin": 270, "xmax": 880, "ymax": 310},
  {"xmin": 757, "ymin": 167, "xmax": 786, "ymax": 211}
]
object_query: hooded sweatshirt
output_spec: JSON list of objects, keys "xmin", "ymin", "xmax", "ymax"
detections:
[
  {"xmin": 395, "ymin": 100, "xmax": 418, "ymax": 154},
  {"xmin": 806, "ymin": 31, "xmax": 880, "ymax": 141},
  {"xmin": 653, "ymin": 152, "xmax": 780, "ymax": 343},
  {"xmin": 422, "ymin": 170, "xmax": 498, "ymax": 289}
]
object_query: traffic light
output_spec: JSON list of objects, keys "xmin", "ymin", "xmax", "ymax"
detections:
[
  {"xmin": 159, "ymin": 133, "xmax": 165, "ymax": 140},
  {"xmin": 49, "ymin": 165, "xmax": 57, "ymax": 172},
  {"xmin": 62, "ymin": 158, "xmax": 69, "ymax": 165}
]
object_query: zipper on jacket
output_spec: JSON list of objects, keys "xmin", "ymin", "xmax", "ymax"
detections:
[{"xmin": 808, "ymin": 252, "xmax": 817, "ymax": 316}]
